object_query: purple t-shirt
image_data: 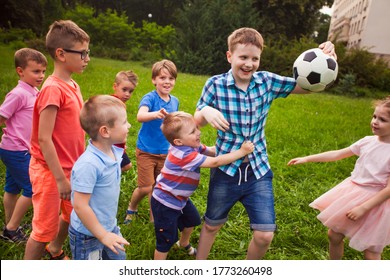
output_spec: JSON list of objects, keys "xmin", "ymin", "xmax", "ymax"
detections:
[{"xmin": 0, "ymin": 80, "xmax": 38, "ymax": 151}]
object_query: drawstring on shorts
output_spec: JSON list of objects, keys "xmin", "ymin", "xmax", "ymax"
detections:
[{"xmin": 237, "ymin": 164, "xmax": 250, "ymax": 186}]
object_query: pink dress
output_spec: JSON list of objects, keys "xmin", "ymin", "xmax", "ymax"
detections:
[{"xmin": 310, "ymin": 136, "xmax": 390, "ymax": 253}]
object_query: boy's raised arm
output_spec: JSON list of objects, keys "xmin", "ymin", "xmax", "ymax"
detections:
[{"xmin": 194, "ymin": 106, "xmax": 229, "ymax": 131}]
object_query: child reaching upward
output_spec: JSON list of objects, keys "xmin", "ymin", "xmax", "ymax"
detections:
[
  {"xmin": 288, "ymin": 96, "xmax": 390, "ymax": 260},
  {"xmin": 152, "ymin": 111, "xmax": 254, "ymax": 259}
]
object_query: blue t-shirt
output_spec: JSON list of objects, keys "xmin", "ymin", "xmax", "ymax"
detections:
[
  {"xmin": 70, "ymin": 140, "xmax": 123, "ymax": 236},
  {"xmin": 136, "ymin": 90, "xmax": 179, "ymax": 154},
  {"xmin": 196, "ymin": 70, "xmax": 296, "ymax": 179}
]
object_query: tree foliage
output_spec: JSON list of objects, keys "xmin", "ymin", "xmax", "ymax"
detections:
[
  {"xmin": 253, "ymin": 0, "xmax": 333, "ymax": 40},
  {"xmin": 63, "ymin": 4, "xmax": 176, "ymax": 61},
  {"xmin": 0, "ymin": 0, "xmax": 44, "ymax": 35},
  {"xmin": 77, "ymin": 0, "xmax": 186, "ymax": 26},
  {"xmin": 175, "ymin": 0, "xmax": 259, "ymax": 75}
]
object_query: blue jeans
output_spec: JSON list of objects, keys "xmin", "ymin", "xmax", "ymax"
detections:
[
  {"xmin": 0, "ymin": 148, "xmax": 32, "ymax": 197},
  {"xmin": 205, "ymin": 165, "xmax": 276, "ymax": 231},
  {"xmin": 69, "ymin": 225, "xmax": 126, "ymax": 260}
]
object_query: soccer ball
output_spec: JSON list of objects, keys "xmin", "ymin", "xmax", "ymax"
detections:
[{"xmin": 293, "ymin": 48, "xmax": 338, "ymax": 92}]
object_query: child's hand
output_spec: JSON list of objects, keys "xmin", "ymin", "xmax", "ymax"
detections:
[
  {"xmin": 57, "ymin": 178, "xmax": 71, "ymax": 200},
  {"xmin": 241, "ymin": 141, "xmax": 254, "ymax": 155},
  {"xmin": 154, "ymin": 108, "xmax": 168, "ymax": 119},
  {"xmin": 201, "ymin": 106, "xmax": 230, "ymax": 132},
  {"xmin": 287, "ymin": 157, "xmax": 307, "ymax": 165},
  {"xmin": 346, "ymin": 206, "xmax": 367, "ymax": 221},
  {"xmin": 319, "ymin": 41, "xmax": 337, "ymax": 60},
  {"xmin": 101, "ymin": 232, "xmax": 130, "ymax": 254}
]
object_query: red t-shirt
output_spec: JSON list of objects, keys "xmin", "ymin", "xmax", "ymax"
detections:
[{"xmin": 30, "ymin": 75, "xmax": 85, "ymax": 169}]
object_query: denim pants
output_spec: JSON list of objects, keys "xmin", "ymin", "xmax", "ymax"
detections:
[{"xmin": 69, "ymin": 225, "xmax": 126, "ymax": 260}]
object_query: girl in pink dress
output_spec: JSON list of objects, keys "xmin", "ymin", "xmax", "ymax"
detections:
[{"xmin": 288, "ymin": 96, "xmax": 390, "ymax": 260}]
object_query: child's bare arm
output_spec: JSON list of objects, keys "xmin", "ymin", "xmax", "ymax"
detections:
[
  {"xmin": 0, "ymin": 115, "xmax": 7, "ymax": 126},
  {"xmin": 201, "ymin": 141, "xmax": 254, "ymax": 168},
  {"xmin": 38, "ymin": 106, "xmax": 71, "ymax": 200},
  {"xmin": 137, "ymin": 106, "xmax": 167, "ymax": 122},
  {"xmin": 194, "ymin": 106, "xmax": 230, "ymax": 131},
  {"xmin": 73, "ymin": 192, "xmax": 129, "ymax": 254},
  {"xmin": 288, "ymin": 147, "xmax": 354, "ymax": 166},
  {"xmin": 346, "ymin": 180, "xmax": 390, "ymax": 221},
  {"xmin": 202, "ymin": 146, "xmax": 216, "ymax": 157}
]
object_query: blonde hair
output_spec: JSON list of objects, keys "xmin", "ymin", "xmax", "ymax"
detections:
[
  {"xmin": 115, "ymin": 70, "xmax": 139, "ymax": 86},
  {"xmin": 152, "ymin": 59, "xmax": 177, "ymax": 79},
  {"xmin": 161, "ymin": 111, "xmax": 193, "ymax": 144},
  {"xmin": 80, "ymin": 95, "xmax": 126, "ymax": 140},
  {"xmin": 46, "ymin": 20, "xmax": 90, "ymax": 59},
  {"xmin": 227, "ymin": 27, "xmax": 264, "ymax": 53},
  {"xmin": 373, "ymin": 96, "xmax": 390, "ymax": 116},
  {"xmin": 14, "ymin": 48, "xmax": 47, "ymax": 69}
]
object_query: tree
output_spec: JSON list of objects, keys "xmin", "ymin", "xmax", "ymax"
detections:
[
  {"xmin": 0, "ymin": 0, "xmax": 44, "ymax": 35},
  {"xmin": 314, "ymin": 13, "xmax": 331, "ymax": 44},
  {"xmin": 77, "ymin": 0, "xmax": 186, "ymax": 26},
  {"xmin": 175, "ymin": 0, "xmax": 259, "ymax": 75},
  {"xmin": 42, "ymin": 0, "xmax": 65, "ymax": 33},
  {"xmin": 253, "ymin": 0, "xmax": 334, "ymax": 40}
]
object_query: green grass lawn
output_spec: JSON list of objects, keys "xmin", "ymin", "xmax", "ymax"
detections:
[{"xmin": 0, "ymin": 45, "xmax": 389, "ymax": 260}]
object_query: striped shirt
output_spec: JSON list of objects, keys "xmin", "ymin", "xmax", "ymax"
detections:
[
  {"xmin": 152, "ymin": 145, "xmax": 207, "ymax": 210},
  {"xmin": 196, "ymin": 70, "xmax": 296, "ymax": 179}
]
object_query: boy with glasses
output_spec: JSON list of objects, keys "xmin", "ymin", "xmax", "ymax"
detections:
[{"xmin": 24, "ymin": 20, "xmax": 90, "ymax": 260}]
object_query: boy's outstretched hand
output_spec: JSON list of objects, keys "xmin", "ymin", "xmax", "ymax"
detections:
[
  {"xmin": 201, "ymin": 106, "xmax": 230, "ymax": 132},
  {"xmin": 154, "ymin": 108, "xmax": 168, "ymax": 119},
  {"xmin": 287, "ymin": 157, "xmax": 307, "ymax": 165},
  {"xmin": 241, "ymin": 140, "xmax": 255, "ymax": 155}
]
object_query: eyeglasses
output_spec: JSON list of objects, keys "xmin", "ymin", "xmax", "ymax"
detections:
[{"xmin": 63, "ymin": 49, "xmax": 90, "ymax": 60}]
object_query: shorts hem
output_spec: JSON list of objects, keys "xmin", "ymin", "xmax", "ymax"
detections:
[
  {"xmin": 250, "ymin": 224, "xmax": 277, "ymax": 232},
  {"xmin": 204, "ymin": 216, "xmax": 228, "ymax": 226}
]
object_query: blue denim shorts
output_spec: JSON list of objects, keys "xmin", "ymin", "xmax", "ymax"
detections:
[
  {"xmin": 151, "ymin": 196, "xmax": 201, "ymax": 253},
  {"xmin": 69, "ymin": 225, "xmax": 126, "ymax": 260},
  {"xmin": 205, "ymin": 164, "xmax": 276, "ymax": 232},
  {"xmin": 0, "ymin": 148, "xmax": 32, "ymax": 197}
]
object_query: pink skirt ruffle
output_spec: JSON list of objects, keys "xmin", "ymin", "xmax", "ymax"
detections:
[{"xmin": 310, "ymin": 177, "xmax": 390, "ymax": 253}]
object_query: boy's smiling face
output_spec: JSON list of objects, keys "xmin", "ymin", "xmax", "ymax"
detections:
[{"xmin": 227, "ymin": 43, "xmax": 261, "ymax": 88}]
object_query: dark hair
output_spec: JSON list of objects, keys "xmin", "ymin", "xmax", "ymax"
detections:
[
  {"xmin": 14, "ymin": 48, "xmax": 47, "ymax": 68},
  {"xmin": 46, "ymin": 20, "xmax": 90, "ymax": 59}
]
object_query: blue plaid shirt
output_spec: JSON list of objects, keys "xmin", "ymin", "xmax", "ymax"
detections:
[{"xmin": 196, "ymin": 70, "xmax": 296, "ymax": 179}]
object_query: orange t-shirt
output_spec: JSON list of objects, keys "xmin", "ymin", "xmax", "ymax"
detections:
[{"xmin": 30, "ymin": 75, "xmax": 85, "ymax": 169}]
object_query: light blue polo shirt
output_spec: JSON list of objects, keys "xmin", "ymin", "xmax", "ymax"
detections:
[{"xmin": 70, "ymin": 140, "xmax": 123, "ymax": 236}]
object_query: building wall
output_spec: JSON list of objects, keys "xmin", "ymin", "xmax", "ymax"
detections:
[{"xmin": 328, "ymin": 0, "xmax": 390, "ymax": 64}]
